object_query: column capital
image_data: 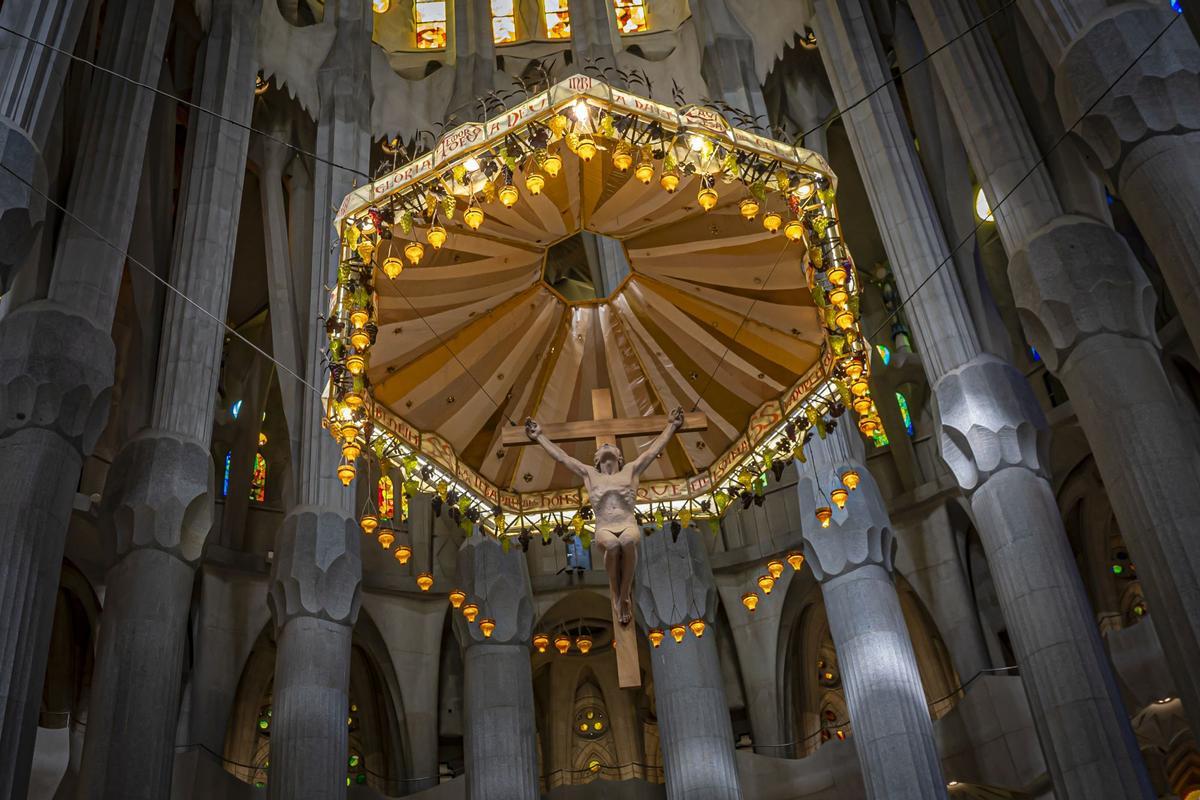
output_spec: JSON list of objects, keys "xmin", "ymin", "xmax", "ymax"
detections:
[
  {"xmin": 269, "ymin": 505, "xmax": 363, "ymax": 630},
  {"xmin": 934, "ymin": 354, "xmax": 1049, "ymax": 492},
  {"xmin": 0, "ymin": 300, "xmax": 114, "ymax": 454},
  {"xmin": 0, "ymin": 119, "xmax": 46, "ymax": 294},
  {"xmin": 796, "ymin": 460, "xmax": 895, "ymax": 581},
  {"xmin": 453, "ymin": 535, "xmax": 535, "ymax": 646},
  {"xmin": 1010, "ymin": 214, "xmax": 1157, "ymax": 373},
  {"xmin": 1054, "ymin": 4, "xmax": 1200, "ymax": 176},
  {"xmin": 101, "ymin": 430, "xmax": 212, "ymax": 564},
  {"xmin": 634, "ymin": 527, "xmax": 717, "ymax": 629}
]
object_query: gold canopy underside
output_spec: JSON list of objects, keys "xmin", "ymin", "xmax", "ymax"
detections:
[{"xmin": 366, "ymin": 150, "xmax": 823, "ymax": 493}]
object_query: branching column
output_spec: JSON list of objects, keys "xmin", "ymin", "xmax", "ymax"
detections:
[
  {"xmin": 634, "ymin": 528, "xmax": 742, "ymax": 800},
  {"xmin": 77, "ymin": 3, "xmax": 260, "ymax": 796},
  {"xmin": 912, "ymin": 0, "xmax": 1200, "ymax": 741},
  {"xmin": 0, "ymin": 0, "xmax": 172, "ymax": 794},
  {"xmin": 268, "ymin": 1, "xmax": 371, "ymax": 796},
  {"xmin": 1018, "ymin": 0, "xmax": 1200, "ymax": 354},
  {"xmin": 0, "ymin": 0, "xmax": 84, "ymax": 292},
  {"xmin": 811, "ymin": 2, "xmax": 1152, "ymax": 798},
  {"xmin": 453, "ymin": 536, "xmax": 539, "ymax": 800},
  {"xmin": 800, "ymin": 425, "xmax": 946, "ymax": 800}
]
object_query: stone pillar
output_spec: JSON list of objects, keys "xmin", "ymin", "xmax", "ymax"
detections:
[
  {"xmin": 449, "ymin": 0, "xmax": 497, "ymax": 118},
  {"xmin": 0, "ymin": 0, "xmax": 84, "ymax": 292},
  {"xmin": 1018, "ymin": 0, "xmax": 1200, "ymax": 354},
  {"xmin": 936, "ymin": 357, "xmax": 1154, "ymax": 800},
  {"xmin": 453, "ymin": 535, "xmax": 539, "ymax": 800},
  {"xmin": 812, "ymin": 4, "xmax": 1155, "ymax": 797},
  {"xmin": 634, "ymin": 528, "xmax": 742, "ymax": 800},
  {"xmin": 691, "ymin": 0, "xmax": 767, "ymax": 120},
  {"xmin": 911, "ymin": 0, "xmax": 1200, "ymax": 736},
  {"xmin": 799, "ymin": 425, "xmax": 947, "ymax": 800},
  {"xmin": 267, "ymin": 507, "xmax": 363, "ymax": 800},
  {"xmin": 77, "ymin": 2, "xmax": 260, "ymax": 795},
  {"xmin": 569, "ymin": 0, "xmax": 622, "ymax": 84},
  {"xmin": 0, "ymin": 0, "xmax": 172, "ymax": 794}
]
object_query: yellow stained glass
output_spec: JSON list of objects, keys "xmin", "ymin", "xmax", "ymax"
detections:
[
  {"xmin": 545, "ymin": 0, "xmax": 570, "ymax": 38},
  {"xmin": 491, "ymin": 0, "xmax": 517, "ymax": 44},
  {"xmin": 614, "ymin": 0, "xmax": 648, "ymax": 33},
  {"xmin": 378, "ymin": 476, "xmax": 395, "ymax": 519},
  {"xmin": 415, "ymin": 1, "xmax": 447, "ymax": 49}
]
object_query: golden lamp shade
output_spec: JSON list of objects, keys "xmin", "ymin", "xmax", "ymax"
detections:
[
  {"xmin": 350, "ymin": 328, "xmax": 370, "ymax": 350},
  {"xmin": 394, "ymin": 544, "xmax": 412, "ymax": 565},
  {"xmin": 382, "ymin": 256, "xmax": 404, "ymax": 279},
  {"xmin": 647, "ymin": 629, "xmax": 665, "ymax": 648},
  {"xmin": 612, "ymin": 144, "xmax": 633, "ymax": 172},
  {"xmin": 834, "ymin": 309, "xmax": 855, "ymax": 330},
  {"xmin": 498, "ymin": 183, "xmax": 519, "ymax": 208},
  {"xmin": 525, "ymin": 172, "xmax": 545, "ymax": 196},
  {"xmin": 767, "ymin": 560, "xmax": 785, "ymax": 580},
  {"xmin": 757, "ymin": 574, "xmax": 776, "ymax": 595},
  {"xmin": 349, "ymin": 309, "xmax": 370, "ymax": 329},
  {"xmin": 827, "ymin": 264, "xmax": 848, "ymax": 285},
  {"xmin": 841, "ymin": 469, "xmax": 861, "ymax": 491},
  {"xmin": 784, "ymin": 219, "xmax": 805, "ymax": 242},
  {"xmin": 575, "ymin": 136, "xmax": 597, "ymax": 162},
  {"xmin": 341, "ymin": 441, "xmax": 361, "ymax": 462},
  {"xmin": 448, "ymin": 589, "xmax": 466, "ymax": 608},
  {"xmin": 689, "ymin": 619, "xmax": 706, "ymax": 638},
  {"xmin": 532, "ymin": 633, "xmax": 550, "ymax": 653},
  {"xmin": 463, "ymin": 205, "xmax": 484, "ymax": 230},
  {"xmin": 786, "ymin": 551, "xmax": 805, "ymax": 571},
  {"xmin": 345, "ymin": 353, "xmax": 366, "ymax": 376},
  {"xmin": 378, "ymin": 530, "xmax": 395, "ymax": 549},
  {"xmin": 859, "ymin": 416, "xmax": 879, "ymax": 436},
  {"xmin": 543, "ymin": 152, "xmax": 563, "ymax": 177},
  {"xmin": 816, "ymin": 506, "xmax": 833, "ymax": 528},
  {"xmin": 739, "ymin": 198, "xmax": 759, "ymax": 220},
  {"xmin": 554, "ymin": 634, "xmax": 571, "ymax": 655},
  {"xmin": 337, "ymin": 462, "xmax": 356, "ymax": 486},
  {"xmin": 670, "ymin": 625, "xmax": 687, "ymax": 644},
  {"xmin": 339, "ymin": 420, "xmax": 360, "ymax": 443},
  {"xmin": 427, "ymin": 224, "xmax": 447, "ymax": 249},
  {"xmin": 659, "ymin": 171, "xmax": 679, "ymax": 193},
  {"xmin": 576, "ymin": 635, "xmax": 593, "ymax": 655},
  {"xmin": 853, "ymin": 396, "xmax": 874, "ymax": 415},
  {"xmin": 697, "ymin": 186, "xmax": 718, "ymax": 212},
  {"xmin": 416, "ymin": 572, "xmax": 434, "ymax": 592},
  {"xmin": 741, "ymin": 592, "xmax": 759, "ymax": 612},
  {"xmin": 403, "ymin": 241, "xmax": 424, "ymax": 266},
  {"xmin": 479, "ymin": 618, "xmax": 496, "ymax": 638},
  {"xmin": 829, "ymin": 287, "xmax": 849, "ymax": 307},
  {"xmin": 634, "ymin": 160, "xmax": 655, "ymax": 184},
  {"xmin": 831, "ymin": 487, "xmax": 849, "ymax": 509},
  {"xmin": 360, "ymin": 514, "xmax": 379, "ymax": 535},
  {"xmin": 844, "ymin": 359, "xmax": 864, "ymax": 381},
  {"xmin": 762, "ymin": 211, "xmax": 782, "ymax": 233},
  {"xmin": 462, "ymin": 602, "xmax": 479, "ymax": 623}
]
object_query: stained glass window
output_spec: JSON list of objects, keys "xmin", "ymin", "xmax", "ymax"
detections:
[
  {"xmin": 545, "ymin": 0, "xmax": 571, "ymax": 39},
  {"xmin": 223, "ymin": 451, "xmax": 232, "ymax": 496},
  {"xmin": 491, "ymin": 0, "xmax": 517, "ymax": 43},
  {"xmin": 250, "ymin": 452, "xmax": 267, "ymax": 502},
  {"xmin": 231, "ymin": 399, "xmax": 243, "ymax": 419},
  {"xmin": 870, "ymin": 426, "xmax": 889, "ymax": 448},
  {"xmin": 896, "ymin": 392, "xmax": 914, "ymax": 436},
  {"xmin": 614, "ymin": 0, "xmax": 648, "ymax": 33},
  {"xmin": 378, "ymin": 476, "xmax": 395, "ymax": 519},
  {"xmin": 875, "ymin": 344, "xmax": 891, "ymax": 366},
  {"xmin": 415, "ymin": 1, "xmax": 448, "ymax": 49}
]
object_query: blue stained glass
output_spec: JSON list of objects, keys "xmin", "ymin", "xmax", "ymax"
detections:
[
  {"xmin": 1029, "ymin": 346, "xmax": 1041, "ymax": 362},
  {"xmin": 875, "ymin": 344, "xmax": 891, "ymax": 365},
  {"xmin": 896, "ymin": 392, "xmax": 914, "ymax": 437},
  {"xmin": 1171, "ymin": 0, "xmax": 1182, "ymax": 14},
  {"xmin": 231, "ymin": 400, "xmax": 243, "ymax": 419},
  {"xmin": 222, "ymin": 451, "xmax": 232, "ymax": 496}
]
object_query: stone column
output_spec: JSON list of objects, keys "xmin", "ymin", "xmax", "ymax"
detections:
[
  {"xmin": 1017, "ymin": 0, "xmax": 1200, "ymax": 354},
  {"xmin": 911, "ymin": 0, "xmax": 1200, "ymax": 737},
  {"xmin": 268, "ymin": 508, "xmax": 362, "ymax": 800},
  {"xmin": 569, "ymin": 0, "xmax": 622, "ymax": 84},
  {"xmin": 449, "ymin": 0, "xmax": 497, "ymax": 119},
  {"xmin": 634, "ymin": 528, "xmax": 742, "ymax": 800},
  {"xmin": 0, "ymin": 0, "xmax": 172, "ymax": 795},
  {"xmin": 268, "ymin": 2, "xmax": 371, "ymax": 796},
  {"xmin": 0, "ymin": 0, "xmax": 84, "ymax": 292},
  {"xmin": 76, "ymin": 3, "xmax": 260, "ymax": 796},
  {"xmin": 691, "ymin": 0, "xmax": 767, "ymax": 120},
  {"xmin": 811, "ymin": 3, "xmax": 1155, "ymax": 797},
  {"xmin": 799, "ymin": 425, "xmax": 947, "ymax": 800},
  {"xmin": 453, "ymin": 535, "xmax": 539, "ymax": 800}
]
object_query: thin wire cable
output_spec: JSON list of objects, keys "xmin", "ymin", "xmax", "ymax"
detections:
[
  {"xmin": 0, "ymin": 22, "xmax": 371, "ymax": 181},
  {"xmin": 865, "ymin": 8, "xmax": 1182, "ymax": 344},
  {"xmin": 0, "ymin": 161, "xmax": 320, "ymax": 398}
]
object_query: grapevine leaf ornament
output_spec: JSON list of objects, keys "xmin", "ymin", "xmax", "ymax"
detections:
[
  {"xmin": 830, "ymin": 334, "xmax": 846, "ymax": 355},
  {"xmin": 398, "ymin": 211, "xmax": 414, "ymax": 235},
  {"xmin": 811, "ymin": 284, "xmax": 827, "ymax": 307},
  {"xmin": 441, "ymin": 194, "xmax": 456, "ymax": 219},
  {"xmin": 818, "ymin": 186, "xmax": 836, "ymax": 205},
  {"xmin": 812, "ymin": 215, "xmax": 831, "ymax": 236},
  {"xmin": 452, "ymin": 164, "xmax": 468, "ymax": 184},
  {"xmin": 598, "ymin": 114, "xmax": 616, "ymax": 138},
  {"xmin": 750, "ymin": 181, "xmax": 767, "ymax": 202}
]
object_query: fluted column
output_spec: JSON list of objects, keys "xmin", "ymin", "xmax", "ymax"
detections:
[
  {"xmin": 77, "ymin": 4, "xmax": 260, "ymax": 796},
  {"xmin": 268, "ymin": 508, "xmax": 363, "ymax": 800},
  {"xmin": 1017, "ymin": 0, "xmax": 1200, "ymax": 354},
  {"xmin": 454, "ymin": 535, "xmax": 539, "ymax": 800},
  {"xmin": 812, "ymin": 4, "xmax": 1155, "ymax": 797},
  {"xmin": 0, "ymin": 0, "xmax": 172, "ymax": 795},
  {"xmin": 799, "ymin": 426, "xmax": 946, "ymax": 800},
  {"xmin": 0, "ymin": 0, "xmax": 85, "ymax": 292},
  {"xmin": 634, "ymin": 528, "xmax": 742, "ymax": 800},
  {"xmin": 911, "ymin": 0, "xmax": 1200, "ymax": 739}
]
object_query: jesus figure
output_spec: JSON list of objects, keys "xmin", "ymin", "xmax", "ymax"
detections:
[{"xmin": 525, "ymin": 407, "xmax": 685, "ymax": 625}]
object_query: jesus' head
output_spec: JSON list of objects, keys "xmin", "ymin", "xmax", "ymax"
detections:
[{"xmin": 593, "ymin": 443, "xmax": 624, "ymax": 474}]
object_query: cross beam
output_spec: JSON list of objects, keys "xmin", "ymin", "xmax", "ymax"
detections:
[{"xmin": 501, "ymin": 393, "xmax": 707, "ymax": 448}]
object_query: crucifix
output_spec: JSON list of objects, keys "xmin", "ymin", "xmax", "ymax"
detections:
[{"xmin": 501, "ymin": 389, "xmax": 708, "ymax": 687}]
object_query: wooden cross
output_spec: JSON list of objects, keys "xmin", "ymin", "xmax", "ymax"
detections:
[{"xmin": 503, "ymin": 389, "xmax": 707, "ymax": 688}]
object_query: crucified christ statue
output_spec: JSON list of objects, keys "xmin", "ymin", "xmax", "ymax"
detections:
[{"xmin": 525, "ymin": 407, "xmax": 684, "ymax": 626}]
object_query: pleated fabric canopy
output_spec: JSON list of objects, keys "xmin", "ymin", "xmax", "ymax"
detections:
[{"xmin": 366, "ymin": 156, "xmax": 822, "ymax": 493}]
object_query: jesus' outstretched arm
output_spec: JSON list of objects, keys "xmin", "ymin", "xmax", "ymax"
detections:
[
  {"xmin": 525, "ymin": 418, "xmax": 590, "ymax": 478},
  {"xmin": 628, "ymin": 407, "xmax": 685, "ymax": 476}
]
